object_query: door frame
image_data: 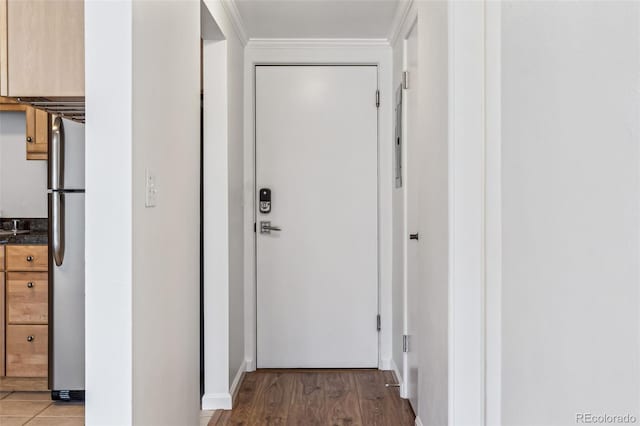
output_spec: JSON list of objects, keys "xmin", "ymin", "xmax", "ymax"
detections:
[
  {"xmin": 244, "ymin": 42, "xmax": 395, "ymax": 372},
  {"xmin": 401, "ymin": 15, "xmax": 420, "ymax": 404}
]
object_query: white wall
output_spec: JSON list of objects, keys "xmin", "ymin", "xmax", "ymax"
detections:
[
  {"xmin": 131, "ymin": 1, "xmax": 201, "ymax": 425},
  {"xmin": 0, "ymin": 112, "xmax": 47, "ymax": 218},
  {"xmin": 201, "ymin": 0, "xmax": 246, "ymax": 410},
  {"xmin": 224, "ymin": 5, "xmax": 246, "ymax": 396},
  {"xmin": 448, "ymin": 2, "xmax": 485, "ymax": 424},
  {"xmin": 85, "ymin": 1, "xmax": 133, "ymax": 424},
  {"xmin": 500, "ymin": 2, "xmax": 640, "ymax": 424},
  {"xmin": 85, "ymin": 1, "xmax": 201, "ymax": 424},
  {"xmin": 415, "ymin": 2, "xmax": 451, "ymax": 423},
  {"xmin": 202, "ymin": 36, "xmax": 232, "ymax": 409}
]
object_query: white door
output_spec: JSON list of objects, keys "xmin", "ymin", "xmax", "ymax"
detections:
[
  {"xmin": 256, "ymin": 65, "xmax": 379, "ymax": 368},
  {"xmin": 404, "ymin": 23, "xmax": 421, "ymax": 411}
]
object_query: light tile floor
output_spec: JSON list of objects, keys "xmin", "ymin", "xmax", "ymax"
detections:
[{"xmin": 0, "ymin": 391, "xmax": 84, "ymax": 426}]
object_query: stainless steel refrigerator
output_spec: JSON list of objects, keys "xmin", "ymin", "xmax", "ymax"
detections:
[{"xmin": 48, "ymin": 115, "xmax": 85, "ymax": 400}]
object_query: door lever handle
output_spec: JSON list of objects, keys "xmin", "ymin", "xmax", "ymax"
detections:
[
  {"xmin": 409, "ymin": 233, "xmax": 419, "ymax": 241},
  {"xmin": 260, "ymin": 221, "xmax": 282, "ymax": 234}
]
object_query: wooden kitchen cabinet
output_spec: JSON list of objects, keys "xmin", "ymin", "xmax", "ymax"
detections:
[
  {"xmin": 0, "ymin": 0, "xmax": 84, "ymax": 97},
  {"xmin": 0, "ymin": 99, "xmax": 49, "ymax": 160},
  {"xmin": 6, "ymin": 245, "xmax": 48, "ymax": 272},
  {"xmin": 1, "ymin": 245, "xmax": 49, "ymax": 379},
  {"xmin": 7, "ymin": 272, "xmax": 48, "ymax": 324},
  {"xmin": 0, "ymin": 246, "xmax": 5, "ymax": 377},
  {"xmin": 6, "ymin": 324, "xmax": 48, "ymax": 377},
  {"xmin": 26, "ymin": 107, "xmax": 48, "ymax": 160}
]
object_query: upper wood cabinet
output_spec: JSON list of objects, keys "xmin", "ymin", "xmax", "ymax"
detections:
[
  {"xmin": 0, "ymin": 98, "xmax": 49, "ymax": 160},
  {"xmin": 0, "ymin": 0, "xmax": 84, "ymax": 97},
  {"xmin": 27, "ymin": 107, "xmax": 48, "ymax": 160}
]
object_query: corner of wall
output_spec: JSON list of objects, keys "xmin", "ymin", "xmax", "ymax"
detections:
[
  {"xmin": 202, "ymin": 0, "xmax": 248, "ymax": 406},
  {"xmin": 390, "ymin": 357, "xmax": 406, "ymax": 397},
  {"xmin": 245, "ymin": 358, "xmax": 256, "ymax": 372},
  {"xmin": 379, "ymin": 358, "xmax": 392, "ymax": 371},
  {"xmin": 85, "ymin": 0, "xmax": 134, "ymax": 424}
]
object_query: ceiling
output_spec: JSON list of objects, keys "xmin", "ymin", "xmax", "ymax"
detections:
[{"xmin": 234, "ymin": 0, "xmax": 402, "ymax": 40}]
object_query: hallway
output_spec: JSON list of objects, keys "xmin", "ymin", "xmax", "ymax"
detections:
[
  {"xmin": 205, "ymin": 370, "xmax": 415, "ymax": 425},
  {"xmin": 75, "ymin": 0, "xmax": 640, "ymax": 423}
]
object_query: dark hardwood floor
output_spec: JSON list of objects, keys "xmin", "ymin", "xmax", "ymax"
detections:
[{"xmin": 208, "ymin": 369, "xmax": 415, "ymax": 426}]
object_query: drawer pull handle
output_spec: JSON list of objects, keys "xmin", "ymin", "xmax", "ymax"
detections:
[
  {"xmin": 26, "ymin": 136, "xmax": 33, "ymax": 143},
  {"xmin": 26, "ymin": 256, "xmax": 33, "ymax": 262},
  {"xmin": 27, "ymin": 282, "xmax": 34, "ymax": 288},
  {"xmin": 27, "ymin": 335, "xmax": 34, "ymax": 342}
]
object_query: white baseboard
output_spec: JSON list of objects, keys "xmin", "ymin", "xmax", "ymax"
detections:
[
  {"xmin": 379, "ymin": 357, "xmax": 392, "ymax": 370},
  {"xmin": 201, "ymin": 392, "xmax": 232, "ymax": 410},
  {"xmin": 390, "ymin": 358, "xmax": 407, "ymax": 399},
  {"xmin": 230, "ymin": 359, "xmax": 248, "ymax": 404},
  {"xmin": 245, "ymin": 358, "xmax": 256, "ymax": 372},
  {"xmin": 202, "ymin": 359, "xmax": 249, "ymax": 411},
  {"xmin": 415, "ymin": 416, "xmax": 424, "ymax": 426}
]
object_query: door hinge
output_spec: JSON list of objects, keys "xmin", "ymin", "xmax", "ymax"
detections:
[
  {"xmin": 402, "ymin": 71, "xmax": 409, "ymax": 90},
  {"xmin": 402, "ymin": 335, "xmax": 409, "ymax": 353},
  {"xmin": 375, "ymin": 90, "xmax": 380, "ymax": 108},
  {"xmin": 376, "ymin": 314, "xmax": 381, "ymax": 331}
]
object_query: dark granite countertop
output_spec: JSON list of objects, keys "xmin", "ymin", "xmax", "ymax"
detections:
[
  {"xmin": 0, "ymin": 218, "xmax": 48, "ymax": 245},
  {"xmin": 0, "ymin": 231, "xmax": 48, "ymax": 245}
]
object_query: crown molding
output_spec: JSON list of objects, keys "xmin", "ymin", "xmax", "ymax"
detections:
[
  {"xmin": 246, "ymin": 38, "xmax": 391, "ymax": 49},
  {"xmin": 388, "ymin": 0, "xmax": 414, "ymax": 46},
  {"xmin": 222, "ymin": 0, "xmax": 410, "ymax": 48},
  {"xmin": 221, "ymin": 0, "xmax": 249, "ymax": 46}
]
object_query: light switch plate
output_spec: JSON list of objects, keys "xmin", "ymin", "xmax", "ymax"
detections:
[{"xmin": 145, "ymin": 168, "xmax": 158, "ymax": 207}]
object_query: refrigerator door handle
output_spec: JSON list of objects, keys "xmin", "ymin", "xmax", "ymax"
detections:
[
  {"xmin": 52, "ymin": 192, "xmax": 65, "ymax": 266},
  {"xmin": 50, "ymin": 116, "xmax": 64, "ymax": 190}
]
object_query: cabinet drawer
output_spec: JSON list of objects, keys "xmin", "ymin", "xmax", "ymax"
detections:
[
  {"xmin": 6, "ymin": 245, "xmax": 48, "ymax": 271},
  {"xmin": 7, "ymin": 272, "xmax": 48, "ymax": 324},
  {"xmin": 1, "ymin": 273, "xmax": 5, "ymax": 377},
  {"xmin": 6, "ymin": 325, "xmax": 48, "ymax": 377}
]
